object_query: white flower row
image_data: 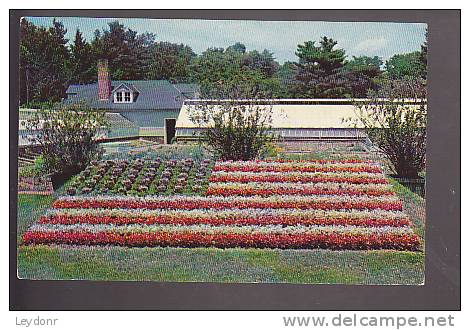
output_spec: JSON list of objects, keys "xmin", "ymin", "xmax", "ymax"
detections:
[
  {"xmin": 56, "ymin": 194, "xmax": 402, "ymax": 205},
  {"xmin": 208, "ymin": 181, "xmax": 392, "ymax": 191},
  {"xmin": 215, "ymin": 160, "xmax": 378, "ymax": 167},
  {"xmin": 46, "ymin": 207, "xmax": 409, "ymax": 221},
  {"xmin": 29, "ymin": 223, "xmax": 415, "ymax": 236},
  {"xmin": 210, "ymin": 170, "xmax": 386, "ymax": 179}
]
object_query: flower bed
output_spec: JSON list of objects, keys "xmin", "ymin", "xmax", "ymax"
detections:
[
  {"xmin": 23, "ymin": 159, "xmax": 420, "ymax": 251},
  {"xmin": 65, "ymin": 158, "xmax": 213, "ymax": 196}
]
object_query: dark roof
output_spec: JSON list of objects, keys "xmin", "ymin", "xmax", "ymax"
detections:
[
  {"xmin": 111, "ymin": 82, "xmax": 140, "ymax": 94},
  {"xmin": 64, "ymin": 80, "xmax": 198, "ymax": 110}
]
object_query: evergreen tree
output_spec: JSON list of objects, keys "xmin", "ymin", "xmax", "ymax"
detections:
[
  {"xmin": 293, "ymin": 37, "xmax": 348, "ymax": 98},
  {"xmin": 91, "ymin": 21, "xmax": 155, "ymax": 80},
  {"xmin": 70, "ymin": 29, "xmax": 95, "ymax": 84}
]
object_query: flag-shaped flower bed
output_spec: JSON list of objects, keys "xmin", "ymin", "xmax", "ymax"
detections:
[{"xmin": 23, "ymin": 159, "xmax": 420, "ymax": 251}]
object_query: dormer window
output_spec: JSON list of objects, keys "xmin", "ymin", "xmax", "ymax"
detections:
[{"xmin": 112, "ymin": 83, "xmax": 138, "ymax": 103}]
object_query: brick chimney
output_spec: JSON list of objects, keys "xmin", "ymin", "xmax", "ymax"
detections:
[{"xmin": 97, "ymin": 59, "xmax": 111, "ymax": 101}]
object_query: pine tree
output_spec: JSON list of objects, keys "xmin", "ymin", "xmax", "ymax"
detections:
[
  {"xmin": 70, "ymin": 29, "xmax": 95, "ymax": 84},
  {"xmin": 293, "ymin": 37, "xmax": 348, "ymax": 98}
]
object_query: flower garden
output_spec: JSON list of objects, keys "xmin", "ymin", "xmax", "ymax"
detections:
[{"xmin": 22, "ymin": 158, "xmax": 421, "ymax": 252}]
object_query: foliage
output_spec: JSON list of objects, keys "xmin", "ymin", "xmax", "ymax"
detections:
[
  {"xmin": 293, "ymin": 37, "xmax": 348, "ymax": 98},
  {"xmin": 351, "ymin": 78, "xmax": 426, "ymax": 178},
  {"xmin": 24, "ymin": 103, "xmax": 107, "ymax": 178},
  {"xmin": 420, "ymin": 28, "xmax": 428, "ymax": 79},
  {"xmin": 19, "ymin": 18, "xmax": 71, "ymax": 104},
  {"xmin": 385, "ymin": 51, "xmax": 426, "ymax": 79},
  {"xmin": 20, "ymin": 100, "xmax": 58, "ymax": 110},
  {"xmin": 273, "ymin": 61, "xmax": 297, "ymax": 97},
  {"xmin": 190, "ymin": 45, "xmax": 281, "ymax": 98},
  {"xmin": 91, "ymin": 21, "xmax": 155, "ymax": 80},
  {"xmin": 146, "ymin": 42, "xmax": 196, "ymax": 82},
  {"xmin": 70, "ymin": 29, "xmax": 95, "ymax": 84},
  {"xmin": 342, "ymin": 56, "xmax": 383, "ymax": 97},
  {"xmin": 190, "ymin": 100, "xmax": 274, "ymax": 161}
]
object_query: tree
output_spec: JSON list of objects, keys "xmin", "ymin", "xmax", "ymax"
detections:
[
  {"xmin": 226, "ymin": 42, "xmax": 246, "ymax": 54},
  {"xmin": 25, "ymin": 103, "xmax": 107, "ymax": 186},
  {"xmin": 274, "ymin": 61, "xmax": 297, "ymax": 98},
  {"xmin": 385, "ymin": 51, "xmax": 426, "ymax": 79},
  {"xmin": 293, "ymin": 37, "xmax": 348, "ymax": 98},
  {"xmin": 351, "ymin": 78, "xmax": 426, "ymax": 178},
  {"xmin": 344, "ymin": 56, "xmax": 382, "ymax": 78},
  {"xmin": 70, "ymin": 29, "xmax": 95, "ymax": 84},
  {"xmin": 19, "ymin": 18, "xmax": 71, "ymax": 104},
  {"xmin": 242, "ymin": 49, "xmax": 279, "ymax": 78},
  {"xmin": 91, "ymin": 21, "xmax": 155, "ymax": 80},
  {"xmin": 420, "ymin": 28, "xmax": 428, "ymax": 79},
  {"xmin": 342, "ymin": 55, "xmax": 383, "ymax": 97},
  {"xmin": 146, "ymin": 42, "xmax": 196, "ymax": 82},
  {"xmin": 190, "ymin": 46, "xmax": 281, "ymax": 98}
]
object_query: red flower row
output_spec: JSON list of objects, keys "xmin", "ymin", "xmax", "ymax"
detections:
[
  {"xmin": 205, "ymin": 186, "xmax": 393, "ymax": 197},
  {"xmin": 39, "ymin": 214, "xmax": 411, "ymax": 227},
  {"xmin": 261, "ymin": 159, "xmax": 366, "ymax": 164},
  {"xmin": 209, "ymin": 175, "xmax": 388, "ymax": 184},
  {"xmin": 52, "ymin": 199, "xmax": 402, "ymax": 211},
  {"xmin": 213, "ymin": 164, "xmax": 381, "ymax": 173},
  {"xmin": 22, "ymin": 230, "xmax": 420, "ymax": 251}
]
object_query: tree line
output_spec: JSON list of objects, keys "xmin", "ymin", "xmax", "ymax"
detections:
[{"xmin": 19, "ymin": 18, "xmax": 427, "ymax": 105}]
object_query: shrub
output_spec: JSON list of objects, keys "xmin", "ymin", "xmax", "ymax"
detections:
[
  {"xmin": 189, "ymin": 99, "xmax": 274, "ymax": 161},
  {"xmin": 25, "ymin": 103, "xmax": 107, "ymax": 186},
  {"xmin": 350, "ymin": 78, "xmax": 426, "ymax": 178}
]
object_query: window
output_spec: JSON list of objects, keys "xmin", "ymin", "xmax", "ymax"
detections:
[
  {"xmin": 124, "ymin": 92, "xmax": 131, "ymax": 102},
  {"xmin": 116, "ymin": 92, "xmax": 122, "ymax": 102}
]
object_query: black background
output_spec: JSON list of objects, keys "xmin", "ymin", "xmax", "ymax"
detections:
[{"xmin": 9, "ymin": 9, "xmax": 461, "ymax": 310}]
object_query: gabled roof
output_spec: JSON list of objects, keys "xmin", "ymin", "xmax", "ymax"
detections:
[
  {"xmin": 64, "ymin": 80, "xmax": 198, "ymax": 111},
  {"xmin": 111, "ymin": 82, "xmax": 140, "ymax": 94}
]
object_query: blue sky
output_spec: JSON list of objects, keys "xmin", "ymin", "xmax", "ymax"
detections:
[{"xmin": 27, "ymin": 17, "xmax": 426, "ymax": 63}]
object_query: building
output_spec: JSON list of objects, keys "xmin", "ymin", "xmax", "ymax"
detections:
[
  {"xmin": 63, "ymin": 59, "xmax": 198, "ymax": 143},
  {"xmin": 175, "ymin": 99, "xmax": 426, "ymax": 142},
  {"xmin": 175, "ymin": 99, "xmax": 369, "ymax": 142}
]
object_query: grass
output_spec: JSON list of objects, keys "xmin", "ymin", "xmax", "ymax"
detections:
[
  {"xmin": 18, "ymin": 245, "xmax": 423, "ymax": 284},
  {"xmin": 16, "ymin": 185, "xmax": 425, "ymax": 284},
  {"xmin": 16, "ymin": 194, "xmax": 54, "ymax": 244}
]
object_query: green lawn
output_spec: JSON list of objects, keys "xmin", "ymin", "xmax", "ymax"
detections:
[{"xmin": 16, "ymin": 181, "xmax": 425, "ymax": 284}]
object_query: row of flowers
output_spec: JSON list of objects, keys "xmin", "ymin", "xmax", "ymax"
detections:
[
  {"xmin": 209, "ymin": 171, "xmax": 387, "ymax": 184},
  {"xmin": 213, "ymin": 161, "xmax": 382, "ymax": 173},
  {"xmin": 253, "ymin": 159, "xmax": 368, "ymax": 164},
  {"xmin": 51, "ymin": 195, "xmax": 403, "ymax": 211},
  {"xmin": 206, "ymin": 182, "xmax": 393, "ymax": 197},
  {"xmin": 22, "ymin": 230, "xmax": 420, "ymax": 250},
  {"xmin": 26, "ymin": 223, "xmax": 415, "ymax": 235},
  {"xmin": 39, "ymin": 207, "xmax": 411, "ymax": 227}
]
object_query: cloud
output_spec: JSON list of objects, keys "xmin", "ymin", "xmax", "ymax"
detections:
[{"xmin": 353, "ymin": 37, "xmax": 388, "ymax": 55}]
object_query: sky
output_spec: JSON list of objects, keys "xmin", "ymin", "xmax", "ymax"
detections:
[{"xmin": 27, "ymin": 17, "xmax": 427, "ymax": 64}]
